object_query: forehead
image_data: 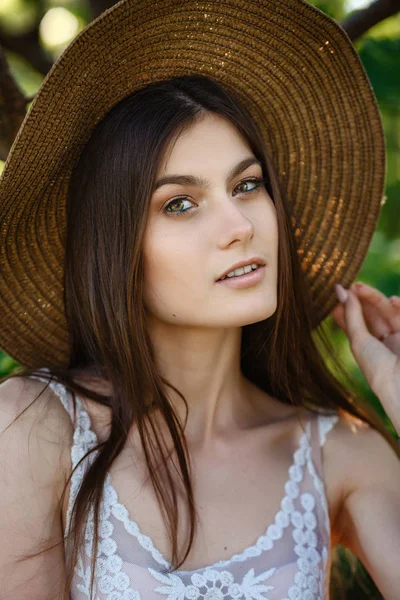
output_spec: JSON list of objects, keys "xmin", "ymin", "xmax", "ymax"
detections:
[{"xmin": 159, "ymin": 114, "xmax": 253, "ymax": 175}]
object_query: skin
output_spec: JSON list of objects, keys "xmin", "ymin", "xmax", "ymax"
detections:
[
  {"xmin": 140, "ymin": 112, "xmax": 400, "ymax": 594},
  {"xmin": 71, "ymin": 114, "xmax": 400, "ymax": 593},
  {"xmin": 324, "ymin": 284, "xmax": 400, "ymax": 598},
  {"xmin": 142, "ymin": 112, "xmax": 281, "ymax": 451},
  {"xmin": 66, "ymin": 113, "xmax": 309, "ymax": 571},
  {"xmin": 2, "ymin": 109, "xmax": 400, "ymax": 597},
  {"xmin": 332, "ymin": 283, "xmax": 400, "ymax": 433}
]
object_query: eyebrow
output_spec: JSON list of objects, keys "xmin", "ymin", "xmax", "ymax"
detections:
[{"xmin": 154, "ymin": 156, "xmax": 262, "ymax": 191}]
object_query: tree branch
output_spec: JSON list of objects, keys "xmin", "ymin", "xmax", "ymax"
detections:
[
  {"xmin": 340, "ymin": 0, "xmax": 400, "ymax": 41},
  {"xmin": 0, "ymin": 0, "xmax": 399, "ymax": 161},
  {"xmin": 88, "ymin": 0, "xmax": 117, "ymax": 19}
]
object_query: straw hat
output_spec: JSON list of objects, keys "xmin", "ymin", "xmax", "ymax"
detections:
[{"xmin": 0, "ymin": 0, "xmax": 386, "ymax": 369}]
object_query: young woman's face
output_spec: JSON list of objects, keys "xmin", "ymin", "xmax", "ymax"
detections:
[{"xmin": 143, "ymin": 113, "xmax": 278, "ymax": 329}]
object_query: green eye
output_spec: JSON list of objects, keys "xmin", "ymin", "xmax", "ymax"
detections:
[
  {"xmin": 163, "ymin": 197, "xmax": 193, "ymax": 215},
  {"xmin": 162, "ymin": 177, "xmax": 267, "ymax": 217},
  {"xmin": 233, "ymin": 177, "xmax": 265, "ymax": 196}
]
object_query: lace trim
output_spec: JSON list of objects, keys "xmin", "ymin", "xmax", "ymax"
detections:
[
  {"xmin": 318, "ymin": 415, "xmax": 340, "ymax": 447},
  {"xmin": 79, "ymin": 502, "xmax": 141, "ymax": 600},
  {"xmin": 32, "ymin": 372, "xmax": 333, "ymax": 600},
  {"xmin": 307, "ymin": 459, "xmax": 329, "ymax": 600},
  {"xmin": 29, "ymin": 369, "xmax": 100, "ymax": 597},
  {"xmin": 283, "ymin": 486, "xmax": 324, "ymax": 600},
  {"xmin": 146, "ymin": 487, "xmax": 324, "ymax": 600},
  {"xmin": 101, "ymin": 476, "xmax": 170, "ymax": 568},
  {"xmin": 305, "ymin": 414, "xmax": 340, "ymax": 599},
  {"xmin": 106, "ymin": 422, "xmax": 311, "ymax": 574},
  {"xmin": 277, "ymin": 418, "xmax": 332, "ymax": 600},
  {"xmin": 29, "ymin": 369, "xmax": 70, "ymax": 414},
  {"xmin": 148, "ymin": 566, "xmax": 277, "ymax": 599},
  {"xmin": 29, "ymin": 369, "xmax": 99, "ymax": 536},
  {"xmin": 77, "ymin": 411, "xmax": 327, "ymax": 599}
]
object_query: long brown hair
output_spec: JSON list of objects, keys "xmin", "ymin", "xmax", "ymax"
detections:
[{"xmin": 2, "ymin": 74, "xmax": 399, "ymax": 599}]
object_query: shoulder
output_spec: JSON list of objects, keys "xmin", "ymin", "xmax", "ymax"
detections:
[
  {"xmin": 0, "ymin": 375, "xmax": 73, "ymax": 595},
  {"xmin": 0, "ymin": 374, "xmax": 74, "ymax": 433},
  {"xmin": 321, "ymin": 410, "xmax": 400, "ymax": 545},
  {"xmin": 322, "ymin": 411, "xmax": 399, "ymax": 499},
  {"xmin": 0, "ymin": 374, "xmax": 74, "ymax": 489},
  {"xmin": 321, "ymin": 412, "xmax": 400, "ymax": 596}
]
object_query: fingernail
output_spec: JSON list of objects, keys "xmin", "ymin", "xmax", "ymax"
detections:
[{"xmin": 335, "ymin": 283, "xmax": 349, "ymax": 304}]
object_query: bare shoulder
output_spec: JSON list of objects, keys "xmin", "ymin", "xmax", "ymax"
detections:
[
  {"xmin": 0, "ymin": 374, "xmax": 73, "ymax": 431},
  {"xmin": 0, "ymin": 374, "xmax": 74, "ymax": 484},
  {"xmin": 322, "ymin": 411, "xmax": 400, "ymax": 544},
  {"xmin": 0, "ymin": 375, "xmax": 73, "ymax": 597}
]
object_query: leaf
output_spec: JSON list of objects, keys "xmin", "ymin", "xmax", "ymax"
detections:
[{"xmin": 358, "ymin": 38, "xmax": 400, "ymax": 104}]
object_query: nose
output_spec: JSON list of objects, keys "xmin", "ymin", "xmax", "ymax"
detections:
[{"xmin": 217, "ymin": 197, "xmax": 254, "ymax": 249}]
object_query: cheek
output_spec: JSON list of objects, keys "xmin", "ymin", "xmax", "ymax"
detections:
[
  {"xmin": 255, "ymin": 198, "xmax": 278, "ymax": 243},
  {"xmin": 143, "ymin": 239, "xmax": 170, "ymax": 303},
  {"xmin": 142, "ymin": 232, "xmax": 205, "ymax": 315},
  {"xmin": 269, "ymin": 199, "xmax": 278, "ymax": 233}
]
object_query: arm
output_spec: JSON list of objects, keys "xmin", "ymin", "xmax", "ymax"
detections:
[
  {"xmin": 332, "ymin": 417, "xmax": 400, "ymax": 599},
  {"xmin": 0, "ymin": 376, "xmax": 73, "ymax": 599}
]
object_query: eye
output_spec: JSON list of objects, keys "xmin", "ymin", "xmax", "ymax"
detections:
[
  {"xmin": 163, "ymin": 197, "xmax": 194, "ymax": 216},
  {"xmin": 162, "ymin": 176, "xmax": 267, "ymax": 217},
  {"xmin": 232, "ymin": 177, "xmax": 266, "ymax": 196}
]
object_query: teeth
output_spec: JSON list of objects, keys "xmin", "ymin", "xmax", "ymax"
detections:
[{"xmin": 221, "ymin": 263, "xmax": 259, "ymax": 280}]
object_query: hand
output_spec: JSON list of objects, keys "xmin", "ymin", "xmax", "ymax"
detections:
[{"xmin": 331, "ymin": 282, "xmax": 400, "ymax": 434}]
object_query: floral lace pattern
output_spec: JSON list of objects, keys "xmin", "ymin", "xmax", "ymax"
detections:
[
  {"xmin": 30, "ymin": 370, "xmax": 338, "ymax": 600},
  {"xmin": 318, "ymin": 416, "xmax": 340, "ymax": 448},
  {"xmin": 107, "ymin": 424, "xmax": 312, "ymax": 575},
  {"xmin": 306, "ymin": 415, "xmax": 339, "ymax": 599},
  {"xmin": 148, "ymin": 567, "xmax": 276, "ymax": 600}
]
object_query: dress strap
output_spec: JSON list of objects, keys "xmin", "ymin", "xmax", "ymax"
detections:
[
  {"xmin": 318, "ymin": 413, "xmax": 340, "ymax": 447},
  {"xmin": 29, "ymin": 366, "xmax": 76, "ymax": 422},
  {"xmin": 308, "ymin": 413, "xmax": 340, "ymax": 481},
  {"xmin": 304, "ymin": 412, "xmax": 340, "ymax": 592}
]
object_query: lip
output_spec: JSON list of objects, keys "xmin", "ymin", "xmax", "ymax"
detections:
[
  {"xmin": 216, "ymin": 257, "xmax": 266, "ymax": 282},
  {"xmin": 216, "ymin": 265, "xmax": 266, "ymax": 289}
]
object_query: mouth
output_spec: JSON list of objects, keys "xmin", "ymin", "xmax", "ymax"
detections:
[
  {"xmin": 216, "ymin": 264, "xmax": 266, "ymax": 288},
  {"xmin": 216, "ymin": 261, "xmax": 265, "ymax": 282}
]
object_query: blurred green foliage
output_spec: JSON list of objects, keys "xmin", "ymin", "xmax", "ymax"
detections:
[{"xmin": 0, "ymin": 1, "xmax": 399, "ymax": 597}]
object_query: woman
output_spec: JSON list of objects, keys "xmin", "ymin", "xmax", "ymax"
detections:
[{"xmin": 0, "ymin": 1, "xmax": 399, "ymax": 599}]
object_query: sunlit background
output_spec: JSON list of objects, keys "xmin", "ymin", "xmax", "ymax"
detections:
[
  {"xmin": 0, "ymin": 1, "xmax": 399, "ymax": 597},
  {"xmin": 0, "ymin": 0, "xmax": 399, "ymax": 467}
]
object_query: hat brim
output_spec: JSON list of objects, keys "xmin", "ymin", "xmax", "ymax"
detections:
[{"xmin": 0, "ymin": 0, "xmax": 386, "ymax": 368}]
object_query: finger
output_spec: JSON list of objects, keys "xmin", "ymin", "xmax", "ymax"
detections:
[
  {"xmin": 383, "ymin": 331, "xmax": 400, "ymax": 354},
  {"xmin": 352, "ymin": 283, "xmax": 400, "ymax": 330},
  {"xmin": 330, "ymin": 303, "xmax": 348, "ymax": 334},
  {"xmin": 350, "ymin": 284, "xmax": 392, "ymax": 340},
  {"xmin": 343, "ymin": 289, "xmax": 371, "ymax": 348},
  {"xmin": 389, "ymin": 295, "xmax": 400, "ymax": 321},
  {"xmin": 343, "ymin": 290, "xmax": 398, "ymax": 398}
]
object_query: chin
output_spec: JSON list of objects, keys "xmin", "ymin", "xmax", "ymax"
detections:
[
  {"xmin": 241, "ymin": 312, "xmax": 275, "ymax": 327},
  {"xmin": 224, "ymin": 302, "xmax": 277, "ymax": 327}
]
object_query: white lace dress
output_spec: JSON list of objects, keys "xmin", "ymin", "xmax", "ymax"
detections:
[{"xmin": 31, "ymin": 370, "xmax": 339, "ymax": 600}]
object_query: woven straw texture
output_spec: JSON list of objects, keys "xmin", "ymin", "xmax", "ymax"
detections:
[{"xmin": 0, "ymin": 0, "xmax": 386, "ymax": 368}]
